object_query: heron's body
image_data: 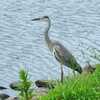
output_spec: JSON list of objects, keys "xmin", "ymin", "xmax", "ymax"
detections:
[
  {"xmin": 50, "ymin": 41, "xmax": 82, "ymax": 72},
  {"xmin": 32, "ymin": 16, "xmax": 82, "ymax": 82}
]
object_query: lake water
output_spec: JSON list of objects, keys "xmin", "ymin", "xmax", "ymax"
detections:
[{"xmin": 0, "ymin": 0, "xmax": 100, "ymax": 96}]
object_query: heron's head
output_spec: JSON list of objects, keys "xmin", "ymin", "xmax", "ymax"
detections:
[{"xmin": 32, "ymin": 16, "xmax": 49, "ymax": 22}]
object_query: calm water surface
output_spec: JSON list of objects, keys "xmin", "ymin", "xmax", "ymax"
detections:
[{"xmin": 0, "ymin": 0, "xmax": 100, "ymax": 95}]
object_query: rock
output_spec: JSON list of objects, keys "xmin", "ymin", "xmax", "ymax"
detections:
[
  {"xmin": 0, "ymin": 93, "xmax": 9, "ymax": 100},
  {"xmin": 9, "ymin": 80, "xmax": 54, "ymax": 100},
  {"xmin": 10, "ymin": 80, "xmax": 55, "ymax": 91},
  {"xmin": 35, "ymin": 88, "xmax": 48, "ymax": 95},
  {"xmin": 35, "ymin": 80, "xmax": 55, "ymax": 89},
  {"xmin": 6, "ymin": 97, "xmax": 18, "ymax": 100},
  {"xmin": 0, "ymin": 86, "xmax": 7, "ymax": 90},
  {"xmin": 9, "ymin": 81, "xmax": 21, "ymax": 91},
  {"xmin": 32, "ymin": 88, "xmax": 48, "ymax": 100},
  {"xmin": 82, "ymin": 63, "xmax": 96, "ymax": 74}
]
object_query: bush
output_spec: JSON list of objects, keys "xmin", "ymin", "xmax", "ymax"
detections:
[{"xmin": 18, "ymin": 69, "xmax": 34, "ymax": 100}]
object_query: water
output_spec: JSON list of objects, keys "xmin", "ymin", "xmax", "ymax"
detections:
[{"xmin": 0, "ymin": 0, "xmax": 100, "ymax": 95}]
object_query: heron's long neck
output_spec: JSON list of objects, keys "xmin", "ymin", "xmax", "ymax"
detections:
[{"xmin": 44, "ymin": 19, "xmax": 52, "ymax": 50}]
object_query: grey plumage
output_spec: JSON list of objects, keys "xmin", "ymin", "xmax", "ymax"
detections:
[
  {"xmin": 51, "ymin": 41, "xmax": 82, "ymax": 73},
  {"xmin": 32, "ymin": 16, "xmax": 82, "ymax": 82}
]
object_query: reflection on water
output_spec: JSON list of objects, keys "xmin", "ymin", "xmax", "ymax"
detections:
[{"xmin": 0, "ymin": 0, "xmax": 100, "ymax": 95}]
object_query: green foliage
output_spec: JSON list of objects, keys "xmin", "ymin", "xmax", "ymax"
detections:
[
  {"xmin": 18, "ymin": 69, "xmax": 34, "ymax": 100},
  {"xmin": 40, "ymin": 64, "xmax": 100, "ymax": 100}
]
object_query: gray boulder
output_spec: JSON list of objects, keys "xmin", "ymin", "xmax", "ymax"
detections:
[{"xmin": 0, "ymin": 93, "xmax": 9, "ymax": 100}]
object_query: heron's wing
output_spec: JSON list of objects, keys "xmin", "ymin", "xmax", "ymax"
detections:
[
  {"xmin": 53, "ymin": 42, "xmax": 82, "ymax": 73},
  {"xmin": 53, "ymin": 44, "xmax": 70, "ymax": 64},
  {"xmin": 53, "ymin": 44, "xmax": 80, "ymax": 69}
]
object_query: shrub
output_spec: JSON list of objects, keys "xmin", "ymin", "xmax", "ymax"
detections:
[{"xmin": 18, "ymin": 69, "xmax": 34, "ymax": 100}]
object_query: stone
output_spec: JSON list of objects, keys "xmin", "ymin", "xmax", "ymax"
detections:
[
  {"xmin": 9, "ymin": 81, "xmax": 21, "ymax": 91},
  {"xmin": 35, "ymin": 80, "xmax": 55, "ymax": 89},
  {"xmin": 0, "ymin": 93, "xmax": 9, "ymax": 100},
  {"xmin": 0, "ymin": 86, "xmax": 7, "ymax": 90},
  {"xmin": 82, "ymin": 63, "xmax": 96, "ymax": 74},
  {"xmin": 6, "ymin": 97, "xmax": 18, "ymax": 100}
]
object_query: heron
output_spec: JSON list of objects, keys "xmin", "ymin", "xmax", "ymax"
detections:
[{"xmin": 32, "ymin": 16, "xmax": 82, "ymax": 83}]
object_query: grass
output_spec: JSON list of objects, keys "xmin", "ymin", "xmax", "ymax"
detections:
[
  {"xmin": 39, "ymin": 64, "xmax": 100, "ymax": 100},
  {"xmin": 18, "ymin": 69, "xmax": 34, "ymax": 100}
]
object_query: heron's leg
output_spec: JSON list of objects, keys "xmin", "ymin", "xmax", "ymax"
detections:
[{"xmin": 61, "ymin": 64, "xmax": 63, "ymax": 83}]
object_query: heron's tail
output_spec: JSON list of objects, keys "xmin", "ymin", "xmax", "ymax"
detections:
[{"xmin": 75, "ymin": 66, "xmax": 82, "ymax": 74}]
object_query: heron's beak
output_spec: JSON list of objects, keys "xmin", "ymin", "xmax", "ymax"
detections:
[{"xmin": 32, "ymin": 18, "xmax": 41, "ymax": 21}]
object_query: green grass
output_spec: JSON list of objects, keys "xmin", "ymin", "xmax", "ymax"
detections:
[
  {"xmin": 18, "ymin": 69, "xmax": 34, "ymax": 100},
  {"xmin": 39, "ymin": 64, "xmax": 100, "ymax": 100}
]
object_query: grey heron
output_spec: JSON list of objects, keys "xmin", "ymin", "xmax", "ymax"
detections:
[{"xmin": 32, "ymin": 16, "xmax": 82, "ymax": 83}]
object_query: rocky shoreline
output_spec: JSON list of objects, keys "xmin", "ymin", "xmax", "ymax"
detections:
[{"xmin": 0, "ymin": 80, "xmax": 54, "ymax": 100}]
